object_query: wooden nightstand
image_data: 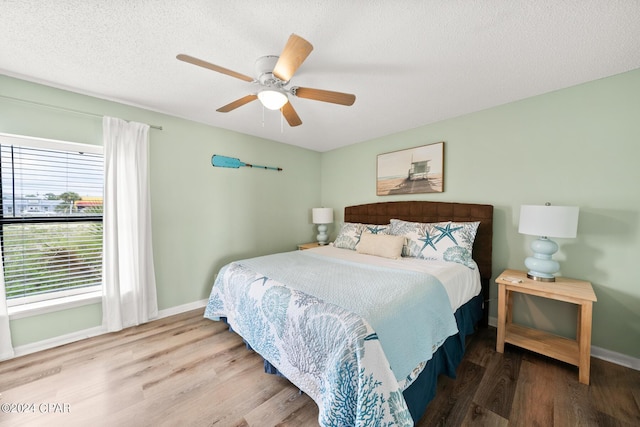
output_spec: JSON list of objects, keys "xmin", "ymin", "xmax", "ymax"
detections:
[
  {"xmin": 495, "ymin": 269, "xmax": 597, "ymax": 385},
  {"xmin": 297, "ymin": 242, "xmax": 321, "ymax": 250}
]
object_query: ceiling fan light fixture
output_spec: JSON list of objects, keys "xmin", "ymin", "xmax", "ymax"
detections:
[
  {"xmin": 178, "ymin": 34, "xmax": 355, "ymax": 128},
  {"xmin": 258, "ymin": 89, "xmax": 288, "ymax": 110}
]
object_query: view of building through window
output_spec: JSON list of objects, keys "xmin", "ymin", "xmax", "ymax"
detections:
[{"xmin": 0, "ymin": 134, "xmax": 104, "ymax": 304}]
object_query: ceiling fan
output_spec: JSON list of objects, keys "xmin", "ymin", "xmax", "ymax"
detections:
[{"xmin": 177, "ymin": 34, "xmax": 356, "ymax": 127}]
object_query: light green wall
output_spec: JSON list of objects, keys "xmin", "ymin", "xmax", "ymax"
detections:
[
  {"xmin": 321, "ymin": 68, "xmax": 640, "ymax": 359},
  {"xmin": 10, "ymin": 304, "xmax": 102, "ymax": 345},
  {"xmin": 1, "ymin": 75, "xmax": 321, "ymax": 347}
]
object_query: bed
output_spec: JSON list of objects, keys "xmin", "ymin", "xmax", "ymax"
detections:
[{"xmin": 205, "ymin": 201, "xmax": 493, "ymax": 426}]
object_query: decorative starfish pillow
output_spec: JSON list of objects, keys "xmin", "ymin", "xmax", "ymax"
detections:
[{"xmin": 388, "ymin": 219, "xmax": 480, "ymax": 269}]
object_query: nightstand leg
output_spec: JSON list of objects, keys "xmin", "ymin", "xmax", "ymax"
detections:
[
  {"xmin": 496, "ymin": 284, "xmax": 506, "ymax": 353},
  {"xmin": 578, "ymin": 302, "xmax": 593, "ymax": 385}
]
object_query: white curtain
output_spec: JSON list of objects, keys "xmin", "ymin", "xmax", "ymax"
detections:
[
  {"xmin": 102, "ymin": 116, "xmax": 158, "ymax": 332},
  {"xmin": 0, "ymin": 256, "xmax": 14, "ymax": 360}
]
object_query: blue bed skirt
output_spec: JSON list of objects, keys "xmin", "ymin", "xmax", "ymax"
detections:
[
  {"xmin": 401, "ymin": 293, "xmax": 483, "ymax": 421},
  {"xmin": 227, "ymin": 293, "xmax": 483, "ymax": 424}
]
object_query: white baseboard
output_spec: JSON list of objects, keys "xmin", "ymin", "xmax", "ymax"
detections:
[
  {"xmin": 157, "ymin": 299, "xmax": 207, "ymax": 319},
  {"xmin": 591, "ymin": 345, "xmax": 640, "ymax": 371},
  {"xmin": 488, "ymin": 315, "xmax": 498, "ymax": 328},
  {"xmin": 12, "ymin": 325, "xmax": 106, "ymax": 359},
  {"xmin": 487, "ymin": 316, "xmax": 640, "ymax": 371},
  {"xmin": 9, "ymin": 299, "xmax": 209, "ymax": 360}
]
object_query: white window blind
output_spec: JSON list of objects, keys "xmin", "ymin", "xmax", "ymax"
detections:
[{"xmin": 0, "ymin": 134, "xmax": 103, "ymax": 306}]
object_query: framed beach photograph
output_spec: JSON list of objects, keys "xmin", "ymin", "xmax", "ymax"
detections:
[{"xmin": 376, "ymin": 142, "xmax": 444, "ymax": 196}]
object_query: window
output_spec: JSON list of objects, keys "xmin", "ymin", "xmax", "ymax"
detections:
[{"xmin": 0, "ymin": 133, "xmax": 103, "ymax": 307}]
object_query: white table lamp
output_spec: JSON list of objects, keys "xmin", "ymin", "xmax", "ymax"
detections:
[
  {"xmin": 312, "ymin": 207, "xmax": 333, "ymax": 245},
  {"xmin": 518, "ymin": 203, "xmax": 579, "ymax": 282}
]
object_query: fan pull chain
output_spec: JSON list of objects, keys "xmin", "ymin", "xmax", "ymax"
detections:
[{"xmin": 261, "ymin": 105, "xmax": 265, "ymax": 127}]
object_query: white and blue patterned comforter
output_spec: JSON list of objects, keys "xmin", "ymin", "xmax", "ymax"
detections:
[{"xmin": 204, "ymin": 250, "xmax": 459, "ymax": 426}]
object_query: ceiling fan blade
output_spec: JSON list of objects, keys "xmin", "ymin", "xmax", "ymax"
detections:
[
  {"xmin": 216, "ymin": 94, "xmax": 258, "ymax": 112},
  {"xmin": 293, "ymin": 87, "xmax": 356, "ymax": 106},
  {"xmin": 177, "ymin": 54, "xmax": 254, "ymax": 82},
  {"xmin": 281, "ymin": 102, "xmax": 302, "ymax": 127},
  {"xmin": 272, "ymin": 34, "xmax": 314, "ymax": 82}
]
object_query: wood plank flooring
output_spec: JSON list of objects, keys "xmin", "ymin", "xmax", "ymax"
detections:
[{"xmin": 1, "ymin": 309, "xmax": 638, "ymax": 427}]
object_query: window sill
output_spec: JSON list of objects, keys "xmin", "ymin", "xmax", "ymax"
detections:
[{"xmin": 8, "ymin": 291, "xmax": 102, "ymax": 320}]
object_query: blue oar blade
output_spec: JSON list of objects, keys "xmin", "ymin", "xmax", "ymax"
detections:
[{"xmin": 212, "ymin": 155, "xmax": 246, "ymax": 168}]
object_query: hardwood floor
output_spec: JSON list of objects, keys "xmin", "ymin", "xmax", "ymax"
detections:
[{"xmin": 1, "ymin": 309, "xmax": 638, "ymax": 427}]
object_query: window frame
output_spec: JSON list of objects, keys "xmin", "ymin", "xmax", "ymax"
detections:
[{"xmin": 0, "ymin": 133, "xmax": 104, "ymax": 309}]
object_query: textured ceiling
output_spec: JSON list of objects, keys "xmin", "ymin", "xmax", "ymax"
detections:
[{"xmin": 2, "ymin": 1, "xmax": 640, "ymax": 152}]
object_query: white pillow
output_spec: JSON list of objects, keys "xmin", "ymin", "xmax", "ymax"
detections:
[{"xmin": 356, "ymin": 233, "xmax": 405, "ymax": 259}]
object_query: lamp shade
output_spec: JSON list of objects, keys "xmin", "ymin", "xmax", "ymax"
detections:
[
  {"xmin": 518, "ymin": 205, "xmax": 579, "ymax": 238},
  {"xmin": 257, "ymin": 89, "xmax": 288, "ymax": 110},
  {"xmin": 312, "ymin": 207, "xmax": 333, "ymax": 224}
]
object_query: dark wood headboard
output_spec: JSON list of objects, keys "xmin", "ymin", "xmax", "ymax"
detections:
[{"xmin": 345, "ymin": 201, "xmax": 494, "ymax": 324}]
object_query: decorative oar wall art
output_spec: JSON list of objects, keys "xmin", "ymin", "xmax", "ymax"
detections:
[{"xmin": 211, "ymin": 154, "xmax": 283, "ymax": 171}]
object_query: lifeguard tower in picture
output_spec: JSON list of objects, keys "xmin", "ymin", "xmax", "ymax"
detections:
[{"xmin": 408, "ymin": 159, "xmax": 430, "ymax": 181}]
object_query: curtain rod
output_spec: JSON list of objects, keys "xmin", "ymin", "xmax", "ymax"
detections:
[{"xmin": 0, "ymin": 94, "xmax": 163, "ymax": 130}]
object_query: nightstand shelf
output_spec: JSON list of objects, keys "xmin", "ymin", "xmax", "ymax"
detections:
[
  {"xmin": 496, "ymin": 269, "xmax": 597, "ymax": 385},
  {"xmin": 297, "ymin": 242, "xmax": 321, "ymax": 250},
  {"xmin": 504, "ymin": 323, "xmax": 579, "ymax": 366}
]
